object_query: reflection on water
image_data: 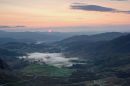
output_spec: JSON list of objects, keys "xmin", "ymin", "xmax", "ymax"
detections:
[{"xmin": 19, "ymin": 52, "xmax": 78, "ymax": 67}]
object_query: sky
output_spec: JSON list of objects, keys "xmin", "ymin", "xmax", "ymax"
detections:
[{"xmin": 0, "ymin": 0, "xmax": 130, "ymax": 32}]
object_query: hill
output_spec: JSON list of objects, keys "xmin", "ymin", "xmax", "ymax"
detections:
[
  {"xmin": 59, "ymin": 34, "xmax": 130, "ymax": 86},
  {"xmin": 59, "ymin": 32, "xmax": 127, "ymax": 45}
]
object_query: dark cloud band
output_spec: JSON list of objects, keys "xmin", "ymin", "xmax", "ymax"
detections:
[
  {"xmin": 110, "ymin": 0, "xmax": 128, "ymax": 1},
  {"xmin": 0, "ymin": 25, "xmax": 26, "ymax": 28},
  {"xmin": 71, "ymin": 4, "xmax": 130, "ymax": 14}
]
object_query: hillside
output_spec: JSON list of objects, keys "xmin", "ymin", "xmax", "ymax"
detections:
[
  {"xmin": 0, "ymin": 59, "xmax": 9, "ymax": 70},
  {"xmin": 59, "ymin": 32, "xmax": 127, "ymax": 45},
  {"xmin": 59, "ymin": 34, "xmax": 130, "ymax": 86}
]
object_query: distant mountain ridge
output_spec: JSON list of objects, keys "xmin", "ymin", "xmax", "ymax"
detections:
[
  {"xmin": 0, "ymin": 30, "xmax": 128, "ymax": 44},
  {"xmin": 59, "ymin": 32, "xmax": 128, "ymax": 45},
  {"xmin": 0, "ymin": 30, "xmax": 75, "ymax": 43}
]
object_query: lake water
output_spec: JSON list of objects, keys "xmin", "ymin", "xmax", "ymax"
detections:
[{"xmin": 19, "ymin": 52, "xmax": 78, "ymax": 67}]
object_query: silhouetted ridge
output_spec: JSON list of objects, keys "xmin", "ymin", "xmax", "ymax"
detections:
[{"xmin": 0, "ymin": 59, "xmax": 9, "ymax": 70}]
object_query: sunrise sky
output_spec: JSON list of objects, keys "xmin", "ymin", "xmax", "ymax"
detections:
[{"xmin": 0, "ymin": 0, "xmax": 130, "ymax": 32}]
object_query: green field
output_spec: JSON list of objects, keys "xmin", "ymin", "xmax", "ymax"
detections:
[{"xmin": 22, "ymin": 64, "xmax": 73, "ymax": 77}]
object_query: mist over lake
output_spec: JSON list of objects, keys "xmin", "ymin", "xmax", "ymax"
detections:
[{"xmin": 19, "ymin": 52, "xmax": 79, "ymax": 67}]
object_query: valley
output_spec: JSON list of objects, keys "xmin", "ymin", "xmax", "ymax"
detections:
[{"xmin": 0, "ymin": 31, "xmax": 130, "ymax": 86}]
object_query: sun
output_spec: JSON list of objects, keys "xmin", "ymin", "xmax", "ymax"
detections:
[{"xmin": 48, "ymin": 29, "xmax": 53, "ymax": 33}]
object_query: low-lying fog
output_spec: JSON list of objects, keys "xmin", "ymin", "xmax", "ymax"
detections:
[{"xmin": 19, "ymin": 53, "xmax": 79, "ymax": 67}]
